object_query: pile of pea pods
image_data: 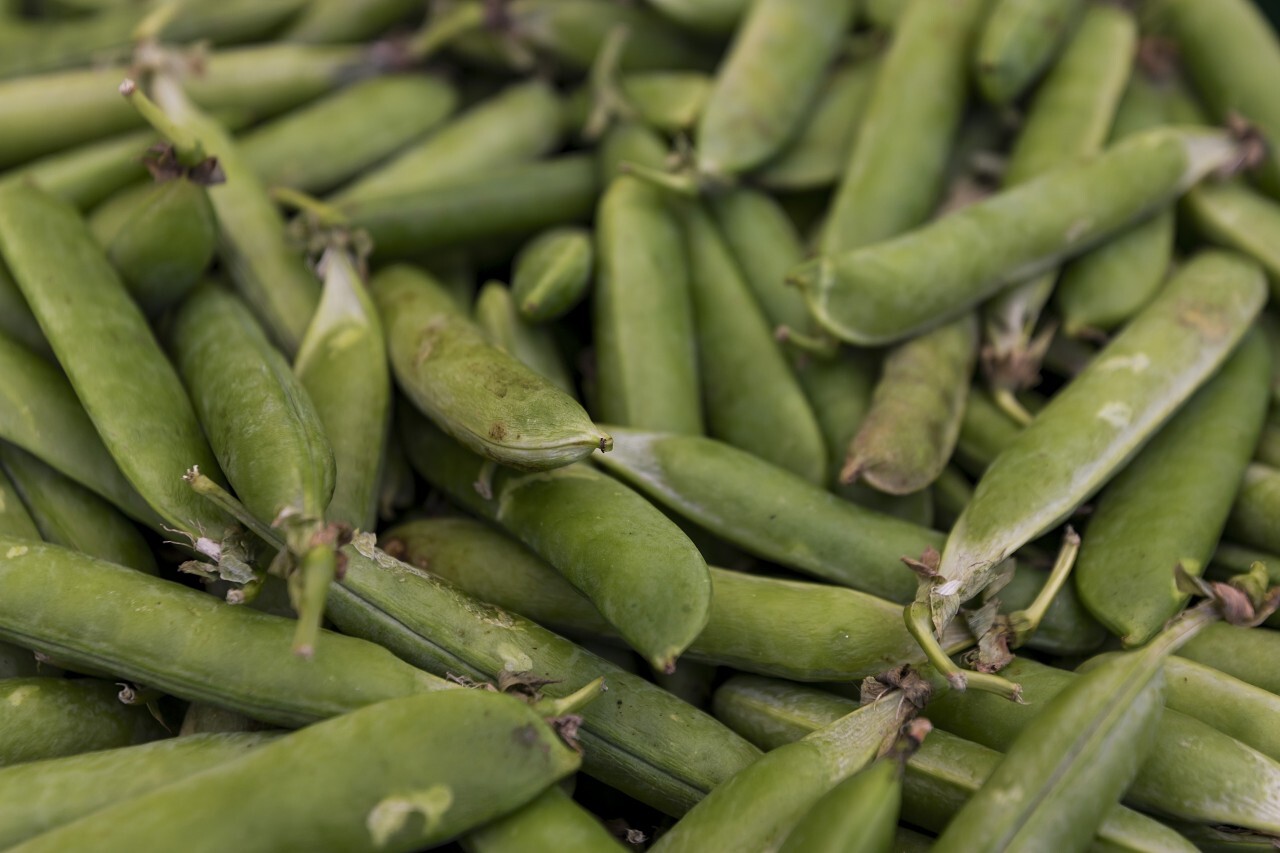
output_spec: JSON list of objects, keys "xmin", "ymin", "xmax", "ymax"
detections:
[{"xmin": 3, "ymin": 0, "xmax": 1280, "ymax": 849}]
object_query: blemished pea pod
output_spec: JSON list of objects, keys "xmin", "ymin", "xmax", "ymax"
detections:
[
  {"xmin": 399, "ymin": 410, "xmax": 709, "ymax": 673},
  {"xmin": 0, "ymin": 261, "xmax": 48, "ymax": 358},
  {"xmin": 374, "ymin": 265, "xmax": 608, "ymax": 469},
  {"xmin": 753, "ymin": 58, "xmax": 879, "ymax": 191},
  {"xmin": 282, "ymin": 0, "xmax": 422, "ymax": 42},
  {"xmin": 473, "ymin": 281, "xmax": 575, "ymax": 396},
  {"xmin": 794, "ymin": 128, "xmax": 1246, "ymax": 346},
  {"xmin": 330, "ymin": 80, "xmax": 563, "ymax": 206},
  {"xmin": 681, "ymin": 201, "xmax": 827, "ymax": 484},
  {"xmin": 842, "ymin": 313, "xmax": 978, "ymax": 495},
  {"xmin": 0, "ymin": 732, "xmax": 275, "ymax": 849},
  {"xmin": 327, "ymin": 534, "xmax": 761, "ymax": 817},
  {"xmin": 1178, "ymin": 622, "xmax": 1280, "ymax": 696},
  {"xmin": 0, "ymin": 183, "xmax": 232, "ymax": 543},
  {"xmin": 0, "ymin": 443, "xmax": 156, "ymax": 574},
  {"xmin": 511, "ymin": 227, "xmax": 593, "ymax": 323},
  {"xmin": 820, "ymin": 0, "xmax": 989, "ymax": 255},
  {"xmin": 1075, "ymin": 331, "xmax": 1270, "ymax": 647},
  {"xmin": 1226, "ymin": 463, "xmax": 1280, "ymax": 553},
  {"xmin": 12, "ymin": 690, "xmax": 580, "ymax": 853},
  {"xmin": 594, "ymin": 427, "xmax": 938, "ymax": 603},
  {"xmin": 0, "ymin": 536, "xmax": 451, "ymax": 728},
  {"xmin": 973, "ymin": 0, "xmax": 1087, "ymax": 105},
  {"xmin": 238, "ymin": 75, "xmax": 457, "ymax": 195},
  {"xmin": 647, "ymin": 0, "xmax": 749, "ymax": 35},
  {"xmin": 920, "ymin": 250, "xmax": 1266, "ymax": 644},
  {"xmin": 695, "ymin": 0, "xmax": 857, "ymax": 179},
  {"xmin": 1183, "ymin": 180, "xmax": 1280, "ymax": 301},
  {"xmin": 0, "ymin": 678, "xmax": 165, "ymax": 768},
  {"xmin": 293, "ymin": 248, "xmax": 390, "ymax": 533},
  {"xmin": 777, "ymin": 753, "xmax": 902, "ymax": 853},
  {"xmin": 384, "ymin": 517, "xmax": 972, "ymax": 682},
  {"xmin": 461, "ymin": 787, "xmax": 626, "ymax": 853}
]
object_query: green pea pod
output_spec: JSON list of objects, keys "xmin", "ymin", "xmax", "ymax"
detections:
[
  {"xmin": 0, "ymin": 463, "xmax": 38, "ymax": 541},
  {"xmin": 974, "ymin": 0, "xmax": 1088, "ymax": 105},
  {"xmin": 893, "ymin": 827, "xmax": 934, "ymax": 853},
  {"xmin": 293, "ymin": 248, "xmax": 390, "ymax": 533},
  {"xmin": 794, "ymin": 128, "xmax": 1245, "ymax": 346},
  {"xmin": 13, "ymin": 690, "xmax": 580, "ymax": 853},
  {"xmin": 696, "ymin": 0, "xmax": 857, "ymax": 178},
  {"xmin": 239, "ymin": 75, "xmax": 457, "ymax": 195},
  {"xmin": 994, "ymin": 562, "xmax": 1106, "ymax": 656},
  {"xmin": 282, "ymin": 0, "xmax": 422, "ymax": 42},
  {"xmin": 577, "ymin": 71, "xmax": 711, "ymax": 134},
  {"xmin": 682, "ymin": 201, "xmax": 827, "ymax": 484},
  {"xmin": 510, "ymin": 227, "xmax": 593, "ymax": 323},
  {"xmin": 399, "ymin": 410, "xmax": 709, "ymax": 673},
  {"xmin": 924, "ymin": 250, "xmax": 1266, "ymax": 642},
  {"xmin": 375, "ymin": 265, "xmax": 608, "ymax": 469},
  {"xmin": 0, "ymin": 443, "xmax": 155, "ymax": 574},
  {"xmin": 953, "ymin": 387, "xmax": 1023, "ymax": 476},
  {"xmin": 821, "ymin": 0, "xmax": 989, "ymax": 254},
  {"xmin": 1183, "ymin": 180, "xmax": 1280, "ymax": 301},
  {"xmin": 327, "ymin": 534, "xmax": 760, "ymax": 817},
  {"xmin": 0, "ymin": 678, "xmax": 165, "ymax": 768},
  {"xmin": 1075, "ymin": 331, "xmax": 1270, "ymax": 646},
  {"xmin": 0, "ymin": 183, "xmax": 231, "ymax": 542},
  {"xmin": 778, "ymin": 756, "xmax": 901, "ymax": 853},
  {"xmin": 0, "ymin": 261, "xmax": 47, "ymax": 358},
  {"xmin": 1178, "ymin": 622, "xmax": 1280, "ymax": 696},
  {"xmin": 461, "ymin": 787, "xmax": 626, "ymax": 853},
  {"xmin": 0, "ymin": 732, "xmax": 275, "ymax": 848},
  {"xmin": 647, "ymin": 0, "xmax": 748, "ymax": 35},
  {"xmin": 594, "ymin": 427, "xmax": 939, "ymax": 603},
  {"xmin": 1, "ymin": 127, "xmax": 163, "ymax": 211},
  {"xmin": 473, "ymin": 281, "xmax": 575, "ymax": 396},
  {"xmin": 843, "ymin": 314, "xmax": 977, "ymax": 495},
  {"xmin": 1228, "ymin": 463, "xmax": 1280, "ymax": 554},
  {"xmin": 331, "ymin": 80, "xmax": 563, "ymax": 206}
]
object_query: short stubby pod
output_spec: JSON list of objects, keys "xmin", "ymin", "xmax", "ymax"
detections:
[{"xmin": 511, "ymin": 227, "xmax": 594, "ymax": 323}]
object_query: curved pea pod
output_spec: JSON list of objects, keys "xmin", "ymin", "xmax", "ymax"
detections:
[
  {"xmin": 0, "ymin": 678, "xmax": 165, "ymax": 768},
  {"xmin": 473, "ymin": 281, "xmax": 575, "ymax": 396},
  {"xmin": 820, "ymin": 0, "xmax": 989, "ymax": 255},
  {"xmin": 0, "ymin": 183, "xmax": 231, "ymax": 542},
  {"xmin": 13, "ymin": 689, "xmax": 580, "ymax": 853},
  {"xmin": 1178, "ymin": 622, "xmax": 1280, "ymax": 696},
  {"xmin": 994, "ymin": 562, "xmax": 1106, "ymax": 656},
  {"xmin": 511, "ymin": 227, "xmax": 593, "ymax": 323},
  {"xmin": 0, "ymin": 443, "xmax": 155, "ymax": 574},
  {"xmin": 328, "ymin": 533, "xmax": 761, "ymax": 817},
  {"xmin": 0, "ymin": 733, "xmax": 274, "ymax": 847},
  {"xmin": 1075, "ymin": 331, "xmax": 1270, "ymax": 647},
  {"xmin": 375, "ymin": 265, "xmax": 608, "ymax": 469},
  {"xmin": 461, "ymin": 787, "xmax": 626, "ymax": 853},
  {"xmin": 778, "ymin": 756, "xmax": 901, "ymax": 853},
  {"xmin": 293, "ymin": 248, "xmax": 389, "ymax": 533},
  {"xmin": 923, "ymin": 250, "xmax": 1266, "ymax": 640},
  {"xmin": 647, "ymin": 0, "xmax": 748, "ymax": 35},
  {"xmin": 695, "ymin": 0, "xmax": 857, "ymax": 179},
  {"xmin": 974, "ymin": 0, "xmax": 1087, "ymax": 105},
  {"xmin": 682, "ymin": 202, "xmax": 827, "ymax": 484},
  {"xmin": 795, "ymin": 128, "xmax": 1246, "ymax": 346},
  {"xmin": 399, "ymin": 411, "xmax": 708, "ymax": 673},
  {"xmin": 1226, "ymin": 463, "xmax": 1280, "ymax": 553},
  {"xmin": 753, "ymin": 58, "xmax": 879, "ymax": 191},
  {"xmin": 594, "ymin": 427, "xmax": 939, "ymax": 603},
  {"xmin": 281, "ymin": 0, "xmax": 422, "ymax": 42},
  {"xmin": 1183, "ymin": 180, "xmax": 1280, "ymax": 301},
  {"xmin": 239, "ymin": 75, "xmax": 457, "ymax": 195},
  {"xmin": 843, "ymin": 314, "xmax": 977, "ymax": 495}
]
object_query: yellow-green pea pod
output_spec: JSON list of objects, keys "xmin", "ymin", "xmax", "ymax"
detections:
[
  {"xmin": 843, "ymin": 313, "xmax": 978, "ymax": 495},
  {"xmin": 399, "ymin": 411, "xmax": 709, "ymax": 673},
  {"xmin": 821, "ymin": 0, "xmax": 990, "ymax": 255},
  {"xmin": 0, "ymin": 732, "xmax": 275, "ymax": 848},
  {"xmin": 375, "ymin": 265, "xmax": 609, "ymax": 469},
  {"xmin": 994, "ymin": 562, "xmax": 1106, "ymax": 656},
  {"xmin": 0, "ymin": 261, "xmax": 48, "ymax": 358},
  {"xmin": 0, "ymin": 536, "xmax": 451, "ymax": 728},
  {"xmin": 753, "ymin": 57, "xmax": 879, "ymax": 192},
  {"xmin": 473, "ymin": 281, "xmax": 575, "ymax": 396},
  {"xmin": 778, "ymin": 756, "xmax": 902, "ymax": 853},
  {"xmin": 1227, "ymin": 463, "xmax": 1280, "ymax": 554},
  {"xmin": 923, "ymin": 250, "xmax": 1266, "ymax": 638},
  {"xmin": 0, "ymin": 183, "xmax": 231, "ymax": 542},
  {"xmin": 239, "ymin": 75, "xmax": 457, "ymax": 195},
  {"xmin": 594, "ymin": 427, "xmax": 941, "ymax": 603},
  {"xmin": 331, "ymin": 80, "xmax": 563, "ymax": 206},
  {"xmin": 88, "ymin": 177, "xmax": 216, "ymax": 316},
  {"xmin": 281, "ymin": 0, "xmax": 422, "ymax": 42},
  {"xmin": 682, "ymin": 201, "xmax": 827, "ymax": 484},
  {"xmin": 1179, "ymin": 622, "xmax": 1280, "ymax": 697},
  {"xmin": 647, "ymin": 0, "xmax": 749, "ymax": 35},
  {"xmin": 0, "ymin": 678, "xmax": 165, "ymax": 768},
  {"xmin": 1074, "ymin": 332, "xmax": 1270, "ymax": 647},
  {"xmin": 327, "ymin": 532, "xmax": 761, "ymax": 817},
  {"xmin": 696, "ymin": 0, "xmax": 858, "ymax": 179},
  {"xmin": 1184, "ymin": 180, "xmax": 1280, "ymax": 302},
  {"xmin": 293, "ymin": 248, "xmax": 389, "ymax": 534},
  {"xmin": 974, "ymin": 0, "xmax": 1088, "ymax": 106},
  {"xmin": 0, "ymin": 443, "xmax": 155, "ymax": 574},
  {"xmin": 13, "ymin": 689, "xmax": 580, "ymax": 853},
  {"xmin": 511, "ymin": 227, "xmax": 594, "ymax": 323},
  {"xmin": 795, "ymin": 128, "xmax": 1245, "ymax": 346},
  {"xmin": 462, "ymin": 787, "xmax": 626, "ymax": 853}
]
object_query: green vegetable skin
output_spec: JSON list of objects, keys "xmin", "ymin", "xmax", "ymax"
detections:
[
  {"xmin": 974, "ymin": 0, "xmax": 1087, "ymax": 105},
  {"xmin": 510, "ymin": 226, "xmax": 593, "ymax": 323},
  {"xmin": 461, "ymin": 787, "xmax": 626, "ymax": 853},
  {"xmin": 0, "ymin": 678, "xmax": 165, "ymax": 768},
  {"xmin": 777, "ymin": 757, "xmax": 901, "ymax": 853}
]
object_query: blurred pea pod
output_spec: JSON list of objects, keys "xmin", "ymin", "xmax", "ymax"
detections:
[
  {"xmin": 974, "ymin": 0, "xmax": 1087, "ymax": 105},
  {"xmin": 1226, "ymin": 463, "xmax": 1280, "ymax": 554},
  {"xmin": 281, "ymin": 0, "xmax": 422, "ymax": 42},
  {"xmin": 564, "ymin": 71, "xmax": 711, "ymax": 136},
  {"xmin": 0, "ymin": 678, "xmax": 165, "ymax": 768},
  {"xmin": 462, "ymin": 788, "xmax": 626, "ymax": 853},
  {"xmin": 473, "ymin": 281, "xmax": 576, "ymax": 395},
  {"xmin": 647, "ymin": 0, "xmax": 749, "ymax": 35},
  {"xmin": 1184, "ymin": 180, "xmax": 1280, "ymax": 302},
  {"xmin": 1179, "ymin": 621, "xmax": 1280, "ymax": 696},
  {"xmin": 511, "ymin": 227, "xmax": 593, "ymax": 323},
  {"xmin": 0, "ymin": 260, "xmax": 48, "ymax": 357}
]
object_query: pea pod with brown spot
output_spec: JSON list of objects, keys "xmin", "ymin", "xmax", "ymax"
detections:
[
  {"xmin": 374, "ymin": 264, "xmax": 608, "ymax": 470},
  {"xmin": 0, "ymin": 678, "xmax": 166, "ymax": 768},
  {"xmin": 510, "ymin": 226, "xmax": 593, "ymax": 324}
]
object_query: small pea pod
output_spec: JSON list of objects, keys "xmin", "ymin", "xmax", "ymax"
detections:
[
  {"xmin": 778, "ymin": 751, "xmax": 905, "ymax": 853},
  {"xmin": 12, "ymin": 690, "xmax": 580, "ymax": 853},
  {"xmin": 461, "ymin": 787, "xmax": 626, "ymax": 853},
  {"xmin": 473, "ymin": 281, "xmax": 575, "ymax": 395},
  {"xmin": 375, "ymin": 265, "xmax": 608, "ymax": 469},
  {"xmin": 0, "ymin": 678, "xmax": 165, "ymax": 768},
  {"xmin": 647, "ymin": 0, "xmax": 749, "ymax": 35},
  {"xmin": 974, "ymin": 0, "xmax": 1088, "ymax": 105},
  {"xmin": 1184, "ymin": 180, "xmax": 1280, "ymax": 301},
  {"xmin": 1178, "ymin": 621, "xmax": 1280, "ymax": 696},
  {"xmin": 511, "ymin": 227, "xmax": 593, "ymax": 323},
  {"xmin": 281, "ymin": 0, "xmax": 422, "ymax": 42},
  {"xmin": 0, "ymin": 261, "xmax": 48, "ymax": 358}
]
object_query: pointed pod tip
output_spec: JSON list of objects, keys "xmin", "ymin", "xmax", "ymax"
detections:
[{"xmin": 598, "ymin": 433, "xmax": 614, "ymax": 453}]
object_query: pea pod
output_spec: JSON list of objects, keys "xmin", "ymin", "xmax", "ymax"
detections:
[
  {"xmin": 0, "ymin": 463, "xmax": 37, "ymax": 541},
  {"xmin": 0, "ymin": 261, "xmax": 47, "ymax": 358},
  {"xmin": 473, "ymin": 281, "xmax": 575, "ymax": 395},
  {"xmin": 0, "ymin": 678, "xmax": 165, "ymax": 768},
  {"xmin": 794, "ymin": 128, "xmax": 1246, "ymax": 346},
  {"xmin": 953, "ymin": 386, "xmax": 1023, "ymax": 477},
  {"xmin": 1226, "ymin": 463, "xmax": 1280, "ymax": 553},
  {"xmin": 564, "ymin": 71, "xmax": 711, "ymax": 136},
  {"xmin": 974, "ymin": 0, "xmax": 1087, "ymax": 105},
  {"xmin": 1178, "ymin": 622, "xmax": 1280, "ymax": 696},
  {"xmin": 777, "ymin": 754, "xmax": 902, "ymax": 853},
  {"xmin": 461, "ymin": 786, "xmax": 626, "ymax": 853},
  {"xmin": 647, "ymin": 0, "xmax": 749, "ymax": 35},
  {"xmin": 994, "ymin": 562, "xmax": 1106, "ymax": 656},
  {"xmin": 1183, "ymin": 180, "xmax": 1280, "ymax": 301},
  {"xmin": 12, "ymin": 690, "xmax": 580, "ymax": 853},
  {"xmin": 510, "ymin": 227, "xmax": 593, "ymax": 323},
  {"xmin": 281, "ymin": 0, "xmax": 422, "ymax": 42}
]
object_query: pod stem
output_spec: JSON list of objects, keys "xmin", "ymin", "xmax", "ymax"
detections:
[
  {"xmin": 906, "ymin": 601, "xmax": 1022, "ymax": 702},
  {"xmin": 271, "ymin": 187, "xmax": 349, "ymax": 228},
  {"xmin": 533, "ymin": 676, "xmax": 606, "ymax": 718},
  {"xmin": 403, "ymin": 0, "xmax": 487, "ymax": 62},
  {"xmin": 991, "ymin": 387, "xmax": 1033, "ymax": 426},
  {"xmin": 185, "ymin": 467, "xmax": 286, "ymax": 552},
  {"xmin": 119, "ymin": 77, "xmax": 207, "ymax": 167},
  {"xmin": 618, "ymin": 160, "xmax": 701, "ymax": 197},
  {"xmin": 291, "ymin": 543, "xmax": 336, "ymax": 659},
  {"xmin": 583, "ymin": 25, "xmax": 634, "ymax": 140},
  {"xmin": 774, "ymin": 325, "xmax": 839, "ymax": 358},
  {"xmin": 1009, "ymin": 526, "xmax": 1082, "ymax": 646}
]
